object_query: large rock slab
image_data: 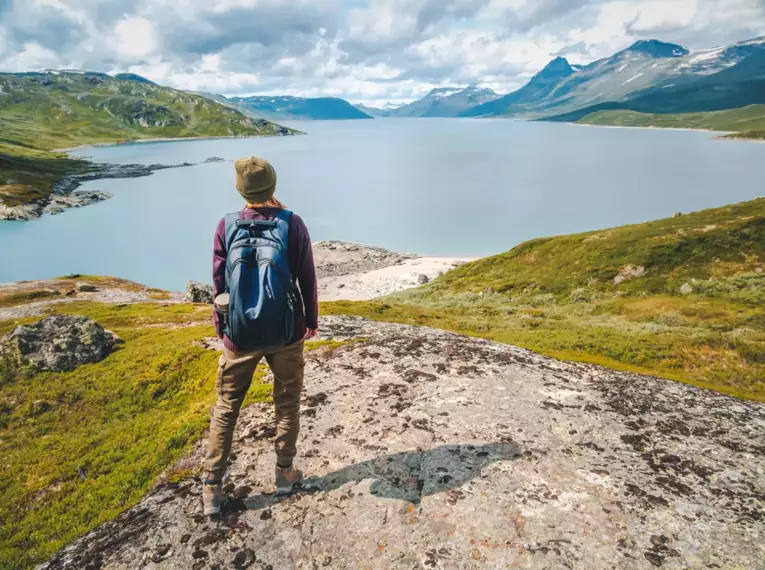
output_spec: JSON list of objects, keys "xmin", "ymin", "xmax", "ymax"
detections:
[
  {"xmin": 39, "ymin": 317, "xmax": 765, "ymax": 569},
  {"xmin": 1, "ymin": 315, "xmax": 121, "ymax": 372}
]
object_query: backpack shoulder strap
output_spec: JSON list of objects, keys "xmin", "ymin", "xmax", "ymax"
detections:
[
  {"xmin": 273, "ymin": 209, "xmax": 293, "ymax": 249},
  {"xmin": 223, "ymin": 211, "xmax": 242, "ymax": 250}
]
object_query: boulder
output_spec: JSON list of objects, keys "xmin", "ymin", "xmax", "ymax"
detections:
[
  {"xmin": 417, "ymin": 274, "xmax": 429, "ymax": 285},
  {"xmin": 613, "ymin": 265, "xmax": 646, "ymax": 285},
  {"xmin": 186, "ymin": 281, "xmax": 214, "ymax": 304},
  {"xmin": 76, "ymin": 282, "xmax": 98, "ymax": 292},
  {"xmin": 0, "ymin": 315, "xmax": 122, "ymax": 372}
]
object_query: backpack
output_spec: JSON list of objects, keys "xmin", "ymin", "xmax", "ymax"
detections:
[{"xmin": 223, "ymin": 209, "xmax": 297, "ymax": 350}]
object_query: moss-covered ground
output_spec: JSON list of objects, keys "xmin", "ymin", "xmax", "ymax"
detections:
[
  {"xmin": 577, "ymin": 105, "xmax": 765, "ymax": 137},
  {"xmin": 324, "ymin": 199, "xmax": 765, "ymax": 401},
  {"xmin": 0, "ymin": 299, "xmax": 332, "ymax": 569}
]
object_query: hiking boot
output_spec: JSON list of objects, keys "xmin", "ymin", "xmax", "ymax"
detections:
[
  {"xmin": 202, "ymin": 482, "xmax": 226, "ymax": 516},
  {"xmin": 275, "ymin": 465, "xmax": 303, "ymax": 495}
]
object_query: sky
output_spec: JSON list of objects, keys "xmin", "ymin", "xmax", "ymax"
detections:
[{"xmin": 0, "ymin": 0, "xmax": 763, "ymax": 105}]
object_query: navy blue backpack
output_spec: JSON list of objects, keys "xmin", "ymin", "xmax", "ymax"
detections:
[{"xmin": 223, "ymin": 209, "xmax": 297, "ymax": 350}]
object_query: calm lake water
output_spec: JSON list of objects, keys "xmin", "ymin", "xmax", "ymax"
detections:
[{"xmin": 1, "ymin": 119, "xmax": 763, "ymax": 290}]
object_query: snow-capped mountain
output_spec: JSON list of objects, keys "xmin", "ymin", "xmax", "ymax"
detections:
[
  {"xmin": 462, "ymin": 36, "xmax": 765, "ymax": 119},
  {"xmin": 387, "ymin": 84, "xmax": 499, "ymax": 117}
]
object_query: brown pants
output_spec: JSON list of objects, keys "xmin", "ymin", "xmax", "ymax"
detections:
[{"xmin": 204, "ymin": 340, "xmax": 305, "ymax": 480}]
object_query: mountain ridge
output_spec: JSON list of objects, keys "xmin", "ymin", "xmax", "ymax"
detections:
[
  {"xmin": 227, "ymin": 94, "xmax": 373, "ymax": 121},
  {"xmin": 386, "ymin": 84, "xmax": 499, "ymax": 117},
  {"xmin": 460, "ymin": 35, "xmax": 765, "ymax": 122},
  {"xmin": 0, "ymin": 71, "xmax": 295, "ymax": 216}
]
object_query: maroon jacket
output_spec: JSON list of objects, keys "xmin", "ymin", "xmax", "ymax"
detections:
[{"xmin": 213, "ymin": 207, "xmax": 318, "ymax": 351}]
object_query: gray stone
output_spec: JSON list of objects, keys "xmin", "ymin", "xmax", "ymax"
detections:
[
  {"xmin": 417, "ymin": 273, "xmax": 429, "ymax": 285},
  {"xmin": 0, "ymin": 315, "xmax": 122, "ymax": 372},
  {"xmin": 39, "ymin": 317, "xmax": 765, "ymax": 570},
  {"xmin": 185, "ymin": 281, "xmax": 213, "ymax": 304},
  {"xmin": 680, "ymin": 283, "xmax": 694, "ymax": 295},
  {"xmin": 76, "ymin": 282, "xmax": 98, "ymax": 293},
  {"xmin": 614, "ymin": 265, "xmax": 646, "ymax": 285}
]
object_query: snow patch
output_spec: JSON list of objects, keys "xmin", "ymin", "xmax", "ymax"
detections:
[
  {"xmin": 616, "ymin": 64, "xmax": 628, "ymax": 73},
  {"xmin": 623, "ymin": 73, "xmax": 643, "ymax": 85},
  {"xmin": 688, "ymin": 48, "xmax": 724, "ymax": 64}
]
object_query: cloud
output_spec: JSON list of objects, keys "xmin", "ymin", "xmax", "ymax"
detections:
[
  {"xmin": 156, "ymin": 1, "xmax": 337, "ymax": 57},
  {"xmin": 0, "ymin": 0, "xmax": 762, "ymax": 103}
]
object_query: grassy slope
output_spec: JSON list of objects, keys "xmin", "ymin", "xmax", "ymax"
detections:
[
  {"xmin": 0, "ymin": 283, "xmax": 344, "ymax": 569},
  {"xmin": 0, "ymin": 72, "xmax": 293, "ymax": 208},
  {"xmin": 325, "ymin": 199, "xmax": 765, "ymax": 400},
  {"xmin": 577, "ymin": 105, "xmax": 765, "ymax": 137}
]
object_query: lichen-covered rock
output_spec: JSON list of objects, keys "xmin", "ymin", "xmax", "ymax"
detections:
[
  {"xmin": 39, "ymin": 317, "xmax": 765, "ymax": 570},
  {"xmin": 185, "ymin": 281, "xmax": 213, "ymax": 304},
  {"xmin": 614, "ymin": 265, "xmax": 646, "ymax": 284},
  {"xmin": 76, "ymin": 282, "xmax": 98, "ymax": 293},
  {"xmin": 0, "ymin": 315, "xmax": 122, "ymax": 372}
]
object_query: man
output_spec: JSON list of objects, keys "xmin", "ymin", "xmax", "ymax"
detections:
[{"xmin": 202, "ymin": 156, "xmax": 318, "ymax": 516}]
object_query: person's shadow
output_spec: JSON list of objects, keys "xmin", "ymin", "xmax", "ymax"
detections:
[{"xmin": 227, "ymin": 442, "xmax": 521, "ymax": 513}]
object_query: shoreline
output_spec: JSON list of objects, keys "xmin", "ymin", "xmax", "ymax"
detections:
[
  {"xmin": 56, "ymin": 130, "xmax": 304, "ymax": 154},
  {"xmin": 0, "ymin": 241, "xmax": 474, "ymax": 319},
  {"xmin": 0, "ymin": 161, "xmax": 206, "ymax": 221},
  {"xmin": 565, "ymin": 121, "xmax": 729, "ymax": 135},
  {"xmin": 313, "ymin": 240, "xmax": 474, "ymax": 301},
  {"xmin": 566, "ymin": 120, "xmax": 765, "ymax": 142}
]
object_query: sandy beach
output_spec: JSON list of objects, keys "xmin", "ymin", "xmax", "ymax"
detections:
[{"xmin": 313, "ymin": 241, "xmax": 473, "ymax": 301}]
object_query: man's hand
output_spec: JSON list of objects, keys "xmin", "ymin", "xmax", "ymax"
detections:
[{"xmin": 304, "ymin": 328, "xmax": 319, "ymax": 340}]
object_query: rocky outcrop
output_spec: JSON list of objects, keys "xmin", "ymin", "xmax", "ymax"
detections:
[
  {"xmin": 314, "ymin": 242, "xmax": 468, "ymax": 301},
  {"xmin": 0, "ymin": 315, "xmax": 122, "ymax": 372},
  {"xmin": 313, "ymin": 241, "xmax": 416, "ymax": 279},
  {"xmin": 0, "ymin": 190, "xmax": 112, "ymax": 220},
  {"xmin": 186, "ymin": 281, "xmax": 214, "ymax": 304},
  {"xmin": 0, "ymin": 161, "xmax": 198, "ymax": 221},
  {"xmin": 40, "ymin": 316, "xmax": 765, "ymax": 569}
]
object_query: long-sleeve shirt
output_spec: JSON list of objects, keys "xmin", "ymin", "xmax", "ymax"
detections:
[{"xmin": 213, "ymin": 207, "xmax": 318, "ymax": 352}]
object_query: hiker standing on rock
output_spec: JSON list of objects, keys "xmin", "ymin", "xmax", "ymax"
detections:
[{"xmin": 203, "ymin": 157, "xmax": 318, "ymax": 516}]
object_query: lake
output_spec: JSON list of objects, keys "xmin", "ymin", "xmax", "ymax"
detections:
[{"xmin": 1, "ymin": 119, "xmax": 763, "ymax": 290}]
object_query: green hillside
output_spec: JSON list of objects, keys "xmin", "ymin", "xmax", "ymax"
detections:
[
  {"xmin": 0, "ymin": 276, "xmax": 346, "ymax": 568},
  {"xmin": 577, "ymin": 105, "xmax": 765, "ymax": 135},
  {"xmin": 326, "ymin": 199, "xmax": 765, "ymax": 400},
  {"xmin": 0, "ymin": 71, "xmax": 294, "ymax": 209}
]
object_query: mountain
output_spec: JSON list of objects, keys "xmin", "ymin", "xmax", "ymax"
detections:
[
  {"xmin": 0, "ymin": 71, "xmax": 293, "ymax": 151},
  {"xmin": 625, "ymin": 39, "xmax": 689, "ymax": 58},
  {"xmin": 354, "ymin": 103, "xmax": 396, "ymax": 118},
  {"xmin": 112, "ymin": 73, "xmax": 156, "ymax": 85},
  {"xmin": 227, "ymin": 95, "xmax": 372, "ymax": 120},
  {"xmin": 387, "ymin": 84, "xmax": 499, "ymax": 117},
  {"xmin": 461, "ymin": 36, "xmax": 765, "ymax": 119},
  {"xmin": 0, "ymin": 71, "xmax": 294, "ymax": 212},
  {"xmin": 462, "ymin": 58, "xmax": 576, "ymax": 117},
  {"xmin": 545, "ymin": 48, "xmax": 765, "ymax": 123}
]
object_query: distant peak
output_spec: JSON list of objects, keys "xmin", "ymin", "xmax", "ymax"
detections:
[
  {"xmin": 113, "ymin": 73, "xmax": 156, "ymax": 85},
  {"xmin": 625, "ymin": 39, "xmax": 689, "ymax": 58},
  {"xmin": 536, "ymin": 57, "xmax": 575, "ymax": 77}
]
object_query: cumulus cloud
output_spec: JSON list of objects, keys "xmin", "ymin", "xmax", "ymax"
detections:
[{"xmin": 0, "ymin": 0, "xmax": 762, "ymax": 104}]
